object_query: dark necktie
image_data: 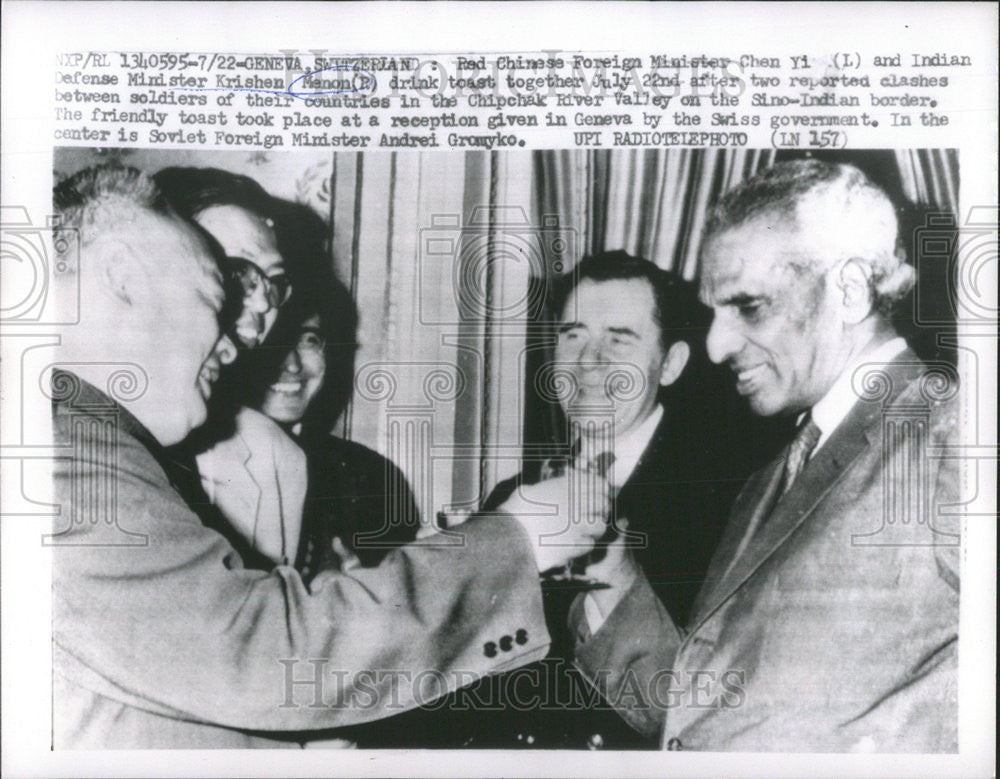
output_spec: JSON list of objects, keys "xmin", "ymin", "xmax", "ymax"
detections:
[
  {"xmin": 589, "ymin": 450, "xmax": 616, "ymax": 483},
  {"xmin": 780, "ymin": 414, "xmax": 822, "ymax": 496}
]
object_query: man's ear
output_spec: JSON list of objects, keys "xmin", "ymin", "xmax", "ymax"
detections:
[
  {"xmin": 659, "ymin": 340, "xmax": 691, "ymax": 387},
  {"xmin": 838, "ymin": 258, "xmax": 876, "ymax": 324},
  {"xmin": 93, "ymin": 237, "xmax": 144, "ymax": 307}
]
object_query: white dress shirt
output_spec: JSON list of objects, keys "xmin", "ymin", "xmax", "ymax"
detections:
[
  {"xmin": 574, "ymin": 405, "xmax": 664, "ymax": 489},
  {"xmin": 808, "ymin": 336, "xmax": 907, "ymax": 455}
]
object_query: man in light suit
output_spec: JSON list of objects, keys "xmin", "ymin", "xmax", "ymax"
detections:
[
  {"xmin": 571, "ymin": 159, "xmax": 960, "ymax": 752},
  {"xmin": 49, "ymin": 164, "xmax": 610, "ymax": 748}
]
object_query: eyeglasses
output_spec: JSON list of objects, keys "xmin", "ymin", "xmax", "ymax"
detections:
[
  {"xmin": 296, "ymin": 330, "xmax": 326, "ymax": 354},
  {"xmin": 226, "ymin": 256, "xmax": 292, "ymax": 310}
]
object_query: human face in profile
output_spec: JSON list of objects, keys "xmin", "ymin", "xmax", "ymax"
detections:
[
  {"xmin": 129, "ymin": 212, "xmax": 237, "ymax": 444},
  {"xmin": 258, "ymin": 314, "xmax": 326, "ymax": 425},
  {"xmin": 194, "ymin": 204, "xmax": 290, "ymax": 348},
  {"xmin": 700, "ymin": 216, "xmax": 848, "ymax": 417}
]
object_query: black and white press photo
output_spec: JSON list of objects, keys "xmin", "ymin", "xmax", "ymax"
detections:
[
  {"xmin": 45, "ymin": 145, "xmax": 963, "ymax": 752},
  {"xmin": 1, "ymin": 4, "xmax": 995, "ymax": 778}
]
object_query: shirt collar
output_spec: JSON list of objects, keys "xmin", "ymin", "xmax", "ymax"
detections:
[
  {"xmin": 576, "ymin": 404, "xmax": 663, "ymax": 488},
  {"xmin": 808, "ymin": 336, "xmax": 908, "ymax": 453}
]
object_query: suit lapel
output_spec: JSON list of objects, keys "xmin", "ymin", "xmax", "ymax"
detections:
[
  {"xmin": 689, "ymin": 459, "xmax": 783, "ymax": 620},
  {"xmin": 686, "ymin": 349, "xmax": 924, "ymax": 635},
  {"xmin": 235, "ymin": 431, "xmax": 263, "ymax": 522},
  {"xmin": 618, "ymin": 410, "xmax": 674, "ymax": 492},
  {"xmin": 613, "ymin": 410, "xmax": 674, "ymax": 546}
]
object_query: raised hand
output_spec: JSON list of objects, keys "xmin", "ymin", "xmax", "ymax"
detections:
[
  {"xmin": 575, "ymin": 518, "xmax": 642, "ymax": 617},
  {"xmin": 500, "ymin": 467, "xmax": 611, "ymax": 573}
]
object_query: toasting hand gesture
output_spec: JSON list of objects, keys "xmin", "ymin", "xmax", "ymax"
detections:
[{"xmin": 500, "ymin": 467, "xmax": 612, "ymax": 573}]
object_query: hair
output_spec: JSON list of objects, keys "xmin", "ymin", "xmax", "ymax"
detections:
[
  {"xmin": 53, "ymin": 164, "xmax": 168, "ymax": 274},
  {"xmin": 703, "ymin": 159, "xmax": 915, "ymax": 314},
  {"xmin": 153, "ymin": 166, "xmax": 275, "ymax": 223},
  {"xmin": 550, "ymin": 250, "xmax": 708, "ymax": 352},
  {"xmin": 154, "ymin": 166, "xmax": 277, "ymax": 332},
  {"xmin": 228, "ymin": 199, "xmax": 358, "ymax": 436}
]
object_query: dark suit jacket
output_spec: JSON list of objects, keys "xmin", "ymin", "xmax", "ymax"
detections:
[
  {"xmin": 296, "ymin": 431, "xmax": 421, "ymax": 575},
  {"xmin": 385, "ymin": 404, "xmax": 750, "ymax": 749},
  {"xmin": 572, "ymin": 350, "xmax": 961, "ymax": 751},
  {"xmin": 51, "ymin": 374, "xmax": 550, "ymax": 748},
  {"xmin": 486, "ymin": 404, "xmax": 748, "ymax": 627}
]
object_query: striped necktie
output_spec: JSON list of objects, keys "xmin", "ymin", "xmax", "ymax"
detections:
[{"xmin": 780, "ymin": 413, "xmax": 822, "ymax": 496}]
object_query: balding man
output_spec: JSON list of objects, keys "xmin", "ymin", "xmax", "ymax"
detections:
[
  {"xmin": 570, "ymin": 160, "xmax": 960, "ymax": 752},
  {"xmin": 49, "ymin": 165, "xmax": 610, "ymax": 748}
]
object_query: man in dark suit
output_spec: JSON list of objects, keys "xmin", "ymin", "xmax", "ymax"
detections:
[
  {"xmin": 49, "ymin": 164, "xmax": 612, "ymax": 748},
  {"xmin": 408, "ymin": 252, "xmax": 763, "ymax": 750},
  {"xmin": 492, "ymin": 252, "xmax": 757, "ymax": 628},
  {"xmin": 570, "ymin": 160, "xmax": 960, "ymax": 752}
]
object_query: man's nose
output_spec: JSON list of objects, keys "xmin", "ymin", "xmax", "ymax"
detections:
[
  {"xmin": 245, "ymin": 284, "xmax": 271, "ymax": 314},
  {"xmin": 579, "ymin": 337, "xmax": 605, "ymax": 364},
  {"xmin": 705, "ymin": 314, "xmax": 742, "ymax": 365},
  {"xmin": 283, "ymin": 347, "xmax": 303, "ymax": 373},
  {"xmin": 214, "ymin": 334, "xmax": 238, "ymax": 366}
]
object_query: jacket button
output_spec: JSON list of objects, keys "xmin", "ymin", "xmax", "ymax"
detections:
[
  {"xmin": 667, "ymin": 737, "xmax": 683, "ymax": 751},
  {"xmin": 515, "ymin": 628, "xmax": 528, "ymax": 645},
  {"xmin": 499, "ymin": 634, "xmax": 513, "ymax": 652},
  {"xmin": 587, "ymin": 733, "xmax": 604, "ymax": 750},
  {"xmin": 483, "ymin": 641, "xmax": 497, "ymax": 658}
]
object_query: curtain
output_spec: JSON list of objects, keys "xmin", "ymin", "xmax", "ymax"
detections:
[
  {"xmin": 895, "ymin": 149, "xmax": 959, "ymax": 212},
  {"xmin": 325, "ymin": 151, "xmax": 534, "ymax": 526},
  {"xmin": 533, "ymin": 148, "xmax": 777, "ymax": 277}
]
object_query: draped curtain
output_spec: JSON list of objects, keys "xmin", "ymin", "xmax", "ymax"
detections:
[
  {"xmin": 534, "ymin": 149, "xmax": 777, "ymax": 278},
  {"xmin": 895, "ymin": 148, "xmax": 959, "ymax": 212},
  {"xmin": 54, "ymin": 146, "xmax": 960, "ymax": 527},
  {"xmin": 325, "ymin": 151, "xmax": 535, "ymax": 527}
]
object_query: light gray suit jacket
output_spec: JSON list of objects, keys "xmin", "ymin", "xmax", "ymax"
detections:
[
  {"xmin": 51, "ymin": 375, "xmax": 549, "ymax": 748},
  {"xmin": 572, "ymin": 350, "xmax": 960, "ymax": 752}
]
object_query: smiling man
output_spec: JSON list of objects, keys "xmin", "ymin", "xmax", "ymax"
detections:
[
  {"xmin": 569, "ymin": 160, "xmax": 961, "ymax": 752},
  {"xmin": 554, "ymin": 255, "xmax": 691, "ymax": 471},
  {"xmin": 443, "ymin": 252, "xmax": 750, "ymax": 751},
  {"xmin": 258, "ymin": 313, "xmax": 326, "ymax": 424},
  {"xmin": 154, "ymin": 166, "xmax": 291, "ymax": 350},
  {"xmin": 546, "ymin": 252, "xmax": 736, "ymax": 627},
  {"xmin": 51, "ymin": 165, "xmax": 237, "ymax": 448},
  {"xmin": 49, "ymin": 164, "xmax": 613, "ymax": 748}
]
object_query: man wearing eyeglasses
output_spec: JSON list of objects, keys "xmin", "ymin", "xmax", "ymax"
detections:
[
  {"xmin": 151, "ymin": 167, "xmax": 314, "ymax": 569},
  {"xmin": 52, "ymin": 164, "xmax": 612, "ymax": 749},
  {"xmin": 154, "ymin": 167, "xmax": 292, "ymax": 350}
]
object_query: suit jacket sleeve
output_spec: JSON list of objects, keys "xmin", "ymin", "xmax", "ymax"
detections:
[
  {"xmin": 52, "ymin": 414, "xmax": 549, "ymax": 733},
  {"xmin": 569, "ymin": 573, "xmax": 683, "ymax": 739}
]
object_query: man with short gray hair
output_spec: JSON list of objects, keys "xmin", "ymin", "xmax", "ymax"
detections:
[
  {"xmin": 571, "ymin": 160, "xmax": 960, "ymax": 752},
  {"xmin": 50, "ymin": 164, "xmax": 611, "ymax": 748}
]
